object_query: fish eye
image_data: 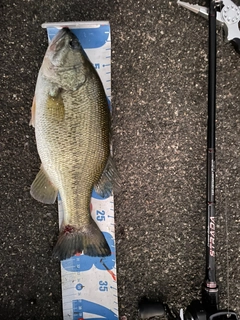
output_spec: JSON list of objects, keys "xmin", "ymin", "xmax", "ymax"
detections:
[{"xmin": 69, "ymin": 38, "xmax": 79, "ymax": 49}]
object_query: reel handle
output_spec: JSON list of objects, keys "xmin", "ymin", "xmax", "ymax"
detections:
[{"xmin": 209, "ymin": 311, "xmax": 239, "ymax": 320}]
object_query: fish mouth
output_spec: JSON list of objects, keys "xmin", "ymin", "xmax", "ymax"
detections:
[
  {"xmin": 48, "ymin": 28, "xmax": 80, "ymax": 53},
  {"xmin": 52, "ymin": 27, "xmax": 72, "ymax": 43},
  {"xmin": 51, "ymin": 28, "xmax": 71, "ymax": 45}
]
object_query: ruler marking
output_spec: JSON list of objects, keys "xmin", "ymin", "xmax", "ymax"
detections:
[{"xmin": 110, "ymin": 286, "xmax": 117, "ymax": 290}]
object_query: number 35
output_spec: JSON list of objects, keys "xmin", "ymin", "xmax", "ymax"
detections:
[{"xmin": 99, "ymin": 280, "xmax": 108, "ymax": 291}]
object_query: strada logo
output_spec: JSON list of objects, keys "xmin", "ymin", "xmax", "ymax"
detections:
[{"xmin": 209, "ymin": 216, "xmax": 215, "ymax": 257}]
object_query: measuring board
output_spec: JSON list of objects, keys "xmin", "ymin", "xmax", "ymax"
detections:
[{"xmin": 41, "ymin": 22, "xmax": 118, "ymax": 320}]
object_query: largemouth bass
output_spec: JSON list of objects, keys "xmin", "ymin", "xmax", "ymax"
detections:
[{"xmin": 30, "ymin": 28, "xmax": 118, "ymax": 260}]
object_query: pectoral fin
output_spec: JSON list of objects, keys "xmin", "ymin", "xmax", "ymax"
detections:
[
  {"xmin": 30, "ymin": 165, "xmax": 58, "ymax": 204},
  {"xmin": 94, "ymin": 157, "xmax": 121, "ymax": 198},
  {"xmin": 47, "ymin": 89, "xmax": 65, "ymax": 122},
  {"xmin": 29, "ymin": 95, "xmax": 36, "ymax": 127}
]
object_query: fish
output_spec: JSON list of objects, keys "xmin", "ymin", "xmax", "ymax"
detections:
[{"xmin": 30, "ymin": 28, "xmax": 119, "ymax": 260}]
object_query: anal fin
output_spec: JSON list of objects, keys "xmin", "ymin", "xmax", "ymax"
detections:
[{"xmin": 30, "ymin": 165, "xmax": 58, "ymax": 204}]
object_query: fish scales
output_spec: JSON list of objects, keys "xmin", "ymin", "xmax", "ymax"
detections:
[{"xmin": 36, "ymin": 72, "xmax": 110, "ymax": 223}]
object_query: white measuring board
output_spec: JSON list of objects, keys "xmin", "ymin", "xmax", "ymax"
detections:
[{"xmin": 42, "ymin": 22, "xmax": 118, "ymax": 320}]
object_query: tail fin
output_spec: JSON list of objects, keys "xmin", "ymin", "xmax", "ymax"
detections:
[{"xmin": 53, "ymin": 219, "xmax": 111, "ymax": 260}]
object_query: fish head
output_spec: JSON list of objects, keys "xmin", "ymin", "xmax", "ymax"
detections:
[{"xmin": 42, "ymin": 28, "xmax": 87, "ymax": 91}]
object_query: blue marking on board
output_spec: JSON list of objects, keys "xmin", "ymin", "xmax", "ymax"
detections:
[
  {"xmin": 76, "ymin": 283, "xmax": 84, "ymax": 291},
  {"xmin": 62, "ymin": 232, "xmax": 115, "ymax": 272},
  {"xmin": 47, "ymin": 25, "xmax": 110, "ymax": 49},
  {"xmin": 73, "ymin": 299, "xmax": 117, "ymax": 320},
  {"xmin": 91, "ymin": 188, "xmax": 111, "ymax": 200}
]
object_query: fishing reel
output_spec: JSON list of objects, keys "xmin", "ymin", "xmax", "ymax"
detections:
[{"xmin": 138, "ymin": 298, "xmax": 239, "ymax": 320}]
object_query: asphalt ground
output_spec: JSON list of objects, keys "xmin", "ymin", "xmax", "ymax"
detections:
[{"xmin": 1, "ymin": 0, "xmax": 240, "ymax": 319}]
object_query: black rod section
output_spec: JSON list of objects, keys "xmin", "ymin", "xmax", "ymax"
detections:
[
  {"xmin": 202, "ymin": 0, "xmax": 219, "ymax": 311},
  {"xmin": 208, "ymin": 1, "xmax": 217, "ymax": 149}
]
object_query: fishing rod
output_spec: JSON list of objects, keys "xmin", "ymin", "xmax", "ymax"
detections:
[{"xmin": 138, "ymin": 1, "xmax": 240, "ymax": 319}]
